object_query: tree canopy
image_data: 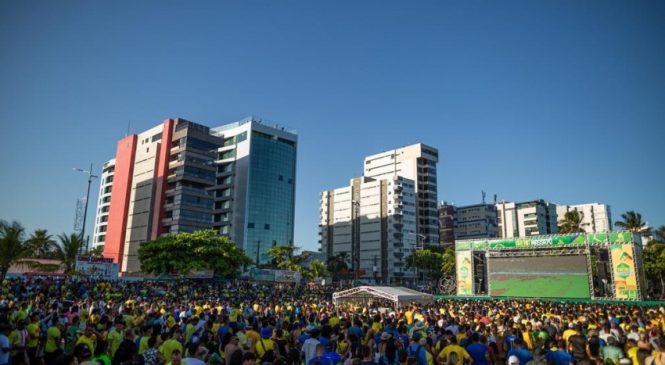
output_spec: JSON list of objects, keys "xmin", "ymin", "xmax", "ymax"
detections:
[
  {"xmin": 615, "ymin": 211, "xmax": 651, "ymax": 235},
  {"xmin": 405, "ymin": 246, "xmax": 455, "ymax": 282},
  {"xmin": 558, "ymin": 209, "xmax": 588, "ymax": 234},
  {"xmin": 138, "ymin": 230, "xmax": 251, "ymax": 278},
  {"xmin": 266, "ymin": 244, "xmax": 310, "ymax": 272}
]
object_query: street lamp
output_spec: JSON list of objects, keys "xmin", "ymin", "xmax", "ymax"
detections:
[{"xmin": 73, "ymin": 163, "xmax": 98, "ymax": 255}]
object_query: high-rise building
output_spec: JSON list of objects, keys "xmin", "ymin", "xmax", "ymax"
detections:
[
  {"xmin": 438, "ymin": 202, "xmax": 499, "ymax": 244},
  {"xmin": 496, "ymin": 200, "xmax": 558, "ymax": 238},
  {"xmin": 438, "ymin": 203, "xmax": 456, "ymax": 245},
  {"xmin": 92, "ymin": 159, "xmax": 115, "ymax": 248},
  {"xmin": 363, "ymin": 143, "xmax": 439, "ymax": 246},
  {"xmin": 555, "ymin": 203, "xmax": 612, "ymax": 233},
  {"xmin": 320, "ymin": 175, "xmax": 416, "ymax": 284},
  {"xmin": 210, "ymin": 118, "xmax": 297, "ymax": 265},
  {"xmin": 99, "ymin": 116, "xmax": 296, "ymax": 273}
]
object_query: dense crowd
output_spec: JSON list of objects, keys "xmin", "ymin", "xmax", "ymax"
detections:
[{"xmin": 0, "ymin": 277, "xmax": 663, "ymax": 365}]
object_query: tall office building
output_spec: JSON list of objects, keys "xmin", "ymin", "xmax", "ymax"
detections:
[
  {"xmin": 438, "ymin": 202, "xmax": 499, "ymax": 244},
  {"xmin": 103, "ymin": 119, "xmax": 222, "ymax": 273},
  {"xmin": 92, "ymin": 159, "xmax": 115, "ymax": 248},
  {"xmin": 320, "ymin": 175, "xmax": 416, "ymax": 284},
  {"xmin": 99, "ymin": 116, "xmax": 296, "ymax": 273},
  {"xmin": 496, "ymin": 200, "xmax": 558, "ymax": 238},
  {"xmin": 555, "ymin": 203, "xmax": 612, "ymax": 233},
  {"xmin": 363, "ymin": 144, "xmax": 439, "ymax": 246},
  {"xmin": 210, "ymin": 118, "xmax": 297, "ymax": 265}
]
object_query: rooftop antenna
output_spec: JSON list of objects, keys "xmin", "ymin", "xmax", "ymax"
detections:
[
  {"xmin": 126, "ymin": 120, "xmax": 131, "ymax": 137},
  {"xmin": 482, "ymin": 190, "xmax": 486, "ymax": 204},
  {"xmin": 493, "ymin": 194, "xmax": 497, "ymax": 204}
]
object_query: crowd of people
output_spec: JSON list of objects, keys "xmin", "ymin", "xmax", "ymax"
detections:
[{"xmin": 0, "ymin": 277, "xmax": 663, "ymax": 365}]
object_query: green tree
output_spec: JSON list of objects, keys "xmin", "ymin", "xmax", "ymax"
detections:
[
  {"xmin": 88, "ymin": 245, "xmax": 105, "ymax": 257},
  {"xmin": 644, "ymin": 225, "xmax": 665, "ymax": 295},
  {"xmin": 326, "ymin": 252, "xmax": 349, "ymax": 281},
  {"xmin": 441, "ymin": 246, "xmax": 456, "ymax": 276},
  {"xmin": 138, "ymin": 230, "xmax": 251, "ymax": 278},
  {"xmin": 27, "ymin": 229, "xmax": 57, "ymax": 258},
  {"xmin": 405, "ymin": 249, "xmax": 444, "ymax": 281},
  {"xmin": 615, "ymin": 211, "xmax": 651, "ymax": 235},
  {"xmin": 51, "ymin": 233, "xmax": 84, "ymax": 274},
  {"xmin": 303, "ymin": 259, "xmax": 329, "ymax": 280},
  {"xmin": 0, "ymin": 220, "xmax": 34, "ymax": 282},
  {"xmin": 266, "ymin": 244, "xmax": 310, "ymax": 272},
  {"xmin": 558, "ymin": 209, "xmax": 588, "ymax": 234}
]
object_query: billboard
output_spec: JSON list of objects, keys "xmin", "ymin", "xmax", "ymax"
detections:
[
  {"xmin": 610, "ymin": 244, "xmax": 639, "ymax": 299},
  {"xmin": 488, "ymin": 256, "xmax": 590, "ymax": 298},
  {"xmin": 456, "ymin": 251, "xmax": 473, "ymax": 295},
  {"xmin": 456, "ymin": 232, "xmax": 637, "ymax": 251},
  {"xmin": 75, "ymin": 256, "xmax": 119, "ymax": 279}
]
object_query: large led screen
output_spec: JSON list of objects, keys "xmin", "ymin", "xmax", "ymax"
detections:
[{"xmin": 489, "ymin": 256, "xmax": 590, "ymax": 298}]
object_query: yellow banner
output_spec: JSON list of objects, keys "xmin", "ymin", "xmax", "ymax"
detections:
[
  {"xmin": 610, "ymin": 244, "xmax": 639, "ymax": 299},
  {"xmin": 456, "ymin": 250, "xmax": 473, "ymax": 295}
]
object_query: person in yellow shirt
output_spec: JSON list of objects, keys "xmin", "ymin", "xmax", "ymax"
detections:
[
  {"xmin": 76, "ymin": 326, "xmax": 98, "ymax": 356},
  {"xmin": 44, "ymin": 321, "xmax": 64, "ymax": 364},
  {"xmin": 107, "ymin": 318, "xmax": 125, "ymax": 359},
  {"xmin": 138, "ymin": 325, "xmax": 154, "ymax": 354},
  {"xmin": 160, "ymin": 329, "xmax": 184, "ymax": 360},
  {"xmin": 437, "ymin": 337, "xmax": 472, "ymax": 365},
  {"xmin": 255, "ymin": 328, "xmax": 279, "ymax": 363},
  {"xmin": 26, "ymin": 313, "xmax": 40, "ymax": 364}
]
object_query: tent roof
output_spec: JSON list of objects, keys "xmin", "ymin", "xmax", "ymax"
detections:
[{"xmin": 332, "ymin": 286, "xmax": 433, "ymax": 307}]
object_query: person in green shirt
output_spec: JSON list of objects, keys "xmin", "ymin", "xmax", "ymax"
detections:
[
  {"xmin": 108, "ymin": 317, "xmax": 125, "ymax": 358},
  {"xmin": 601, "ymin": 336, "xmax": 624, "ymax": 365},
  {"xmin": 25, "ymin": 313, "xmax": 40, "ymax": 364},
  {"xmin": 65, "ymin": 315, "xmax": 81, "ymax": 353},
  {"xmin": 44, "ymin": 321, "xmax": 65, "ymax": 364}
]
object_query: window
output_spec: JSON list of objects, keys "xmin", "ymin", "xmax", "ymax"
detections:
[
  {"xmin": 264, "ymin": 224, "xmax": 270, "ymax": 230},
  {"xmin": 248, "ymin": 222, "xmax": 255, "ymax": 228},
  {"xmin": 236, "ymin": 131, "xmax": 247, "ymax": 143}
]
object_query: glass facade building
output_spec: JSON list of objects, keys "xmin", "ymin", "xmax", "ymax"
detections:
[{"xmin": 244, "ymin": 131, "xmax": 297, "ymax": 263}]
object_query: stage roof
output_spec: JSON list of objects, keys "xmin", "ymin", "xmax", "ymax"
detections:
[{"xmin": 333, "ymin": 286, "xmax": 433, "ymax": 307}]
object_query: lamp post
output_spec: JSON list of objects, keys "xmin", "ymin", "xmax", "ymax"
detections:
[
  {"xmin": 352, "ymin": 200, "xmax": 360, "ymax": 283},
  {"xmin": 73, "ymin": 163, "xmax": 98, "ymax": 255},
  {"xmin": 415, "ymin": 234, "xmax": 426, "ymax": 286}
]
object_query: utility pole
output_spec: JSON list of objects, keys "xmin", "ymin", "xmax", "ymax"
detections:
[
  {"xmin": 255, "ymin": 240, "xmax": 261, "ymax": 267},
  {"xmin": 73, "ymin": 163, "xmax": 98, "ymax": 255}
]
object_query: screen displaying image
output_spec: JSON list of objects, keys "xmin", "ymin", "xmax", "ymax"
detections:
[{"xmin": 489, "ymin": 255, "xmax": 590, "ymax": 298}]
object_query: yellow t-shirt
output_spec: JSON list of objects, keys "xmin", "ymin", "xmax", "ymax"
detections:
[
  {"xmin": 45, "ymin": 326, "xmax": 61, "ymax": 353},
  {"xmin": 160, "ymin": 339, "xmax": 184, "ymax": 360},
  {"xmin": 108, "ymin": 329, "xmax": 122, "ymax": 357},
  {"xmin": 256, "ymin": 339, "xmax": 276, "ymax": 358},
  {"xmin": 76, "ymin": 334, "xmax": 96, "ymax": 355},
  {"xmin": 437, "ymin": 344, "xmax": 471, "ymax": 365},
  {"xmin": 26, "ymin": 323, "xmax": 40, "ymax": 348},
  {"xmin": 138, "ymin": 336, "xmax": 150, "ymax": 354}
]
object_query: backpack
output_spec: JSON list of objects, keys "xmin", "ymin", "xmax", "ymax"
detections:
[
  {"xmin": 258, "ymin": 339, "xmax": 276, "ymax": 364},
  {"xmin": 407, "ymin": 345, "xmax": 422, "ymax": 365}
]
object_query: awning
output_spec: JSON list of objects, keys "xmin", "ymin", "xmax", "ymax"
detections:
[{"xmin": 333, "ymin": 286, "xmax": 433, "ymax": 307}]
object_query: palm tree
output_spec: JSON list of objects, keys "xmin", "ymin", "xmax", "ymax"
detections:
[
  {"xmin": 558, "ymin": 209, "xmax": 589, "ymax": 234},
  {"xmin": 52, "ymin": 233, "xmax": 84, "ymax": 274},
  {"xmin": 326, "ymin": 252, "xmax": 349, "ymax": 281},
  {"xmin": 88, "ymin": 245, "xmax": 104, "ymax": 257},
  {"xmin": 27, "ymin": 229, "xmax": 57, "ymax": 258},
  {"xmin": 615, "ymin": 211, "xmax": 651, "ymax": 235},
  {"xmin": 0, "ymin": 220, "xmax": 34, "ymax": 281},
  {"xmin": 304, "ymin": 259, "xmax": 329, "ymax": 280},
  {"xmin": 441, "ymin": 246, "xmax": 456, "ymax": 276}
]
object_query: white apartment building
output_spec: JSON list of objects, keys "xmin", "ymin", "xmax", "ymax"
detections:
[
  {"xmin": 363, "ymin": 143, "xmax": 439, "ymax": 246},
  {"xmin": 496, "ymin": 200, "xmax": 558, "ymax": 238},
  {"xmin": 555, "ymin": 203, "xmax": 612, "ymax": 233},
  {"xmin": 320, "ymin": 175, "xmax": 416, "ymax": 284},
  {"xmin": 92, "ymin": 159, "xmax": 115, "ymax": 248}
]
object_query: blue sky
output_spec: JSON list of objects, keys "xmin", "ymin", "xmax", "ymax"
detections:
[{"xmin": 1, "ymin": 1, "xmax": 664, "ymax": 251}]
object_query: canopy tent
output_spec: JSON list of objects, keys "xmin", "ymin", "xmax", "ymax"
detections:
[{"xmin": 333, "ymin": 286, "xmax": 433, "ymax": 308}]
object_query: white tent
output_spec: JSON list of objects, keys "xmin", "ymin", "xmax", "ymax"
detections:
[{"xmin": 332, "ymin": 286, "xmax": 433, "ymax": 308}]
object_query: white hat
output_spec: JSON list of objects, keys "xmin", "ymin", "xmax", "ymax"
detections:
[{"xmin": 508, "ymin": 355, "xmax": 520, "ymax": 365}]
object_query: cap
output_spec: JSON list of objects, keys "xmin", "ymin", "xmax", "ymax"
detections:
[{"xmin": 508, "ymin": 355, "xmax": 520, "ymax": 365}]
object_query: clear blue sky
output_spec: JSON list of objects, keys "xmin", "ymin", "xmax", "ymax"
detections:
[{"xmin": 1, "ymin": 1, "xmax": 664, "ymax": 251}]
